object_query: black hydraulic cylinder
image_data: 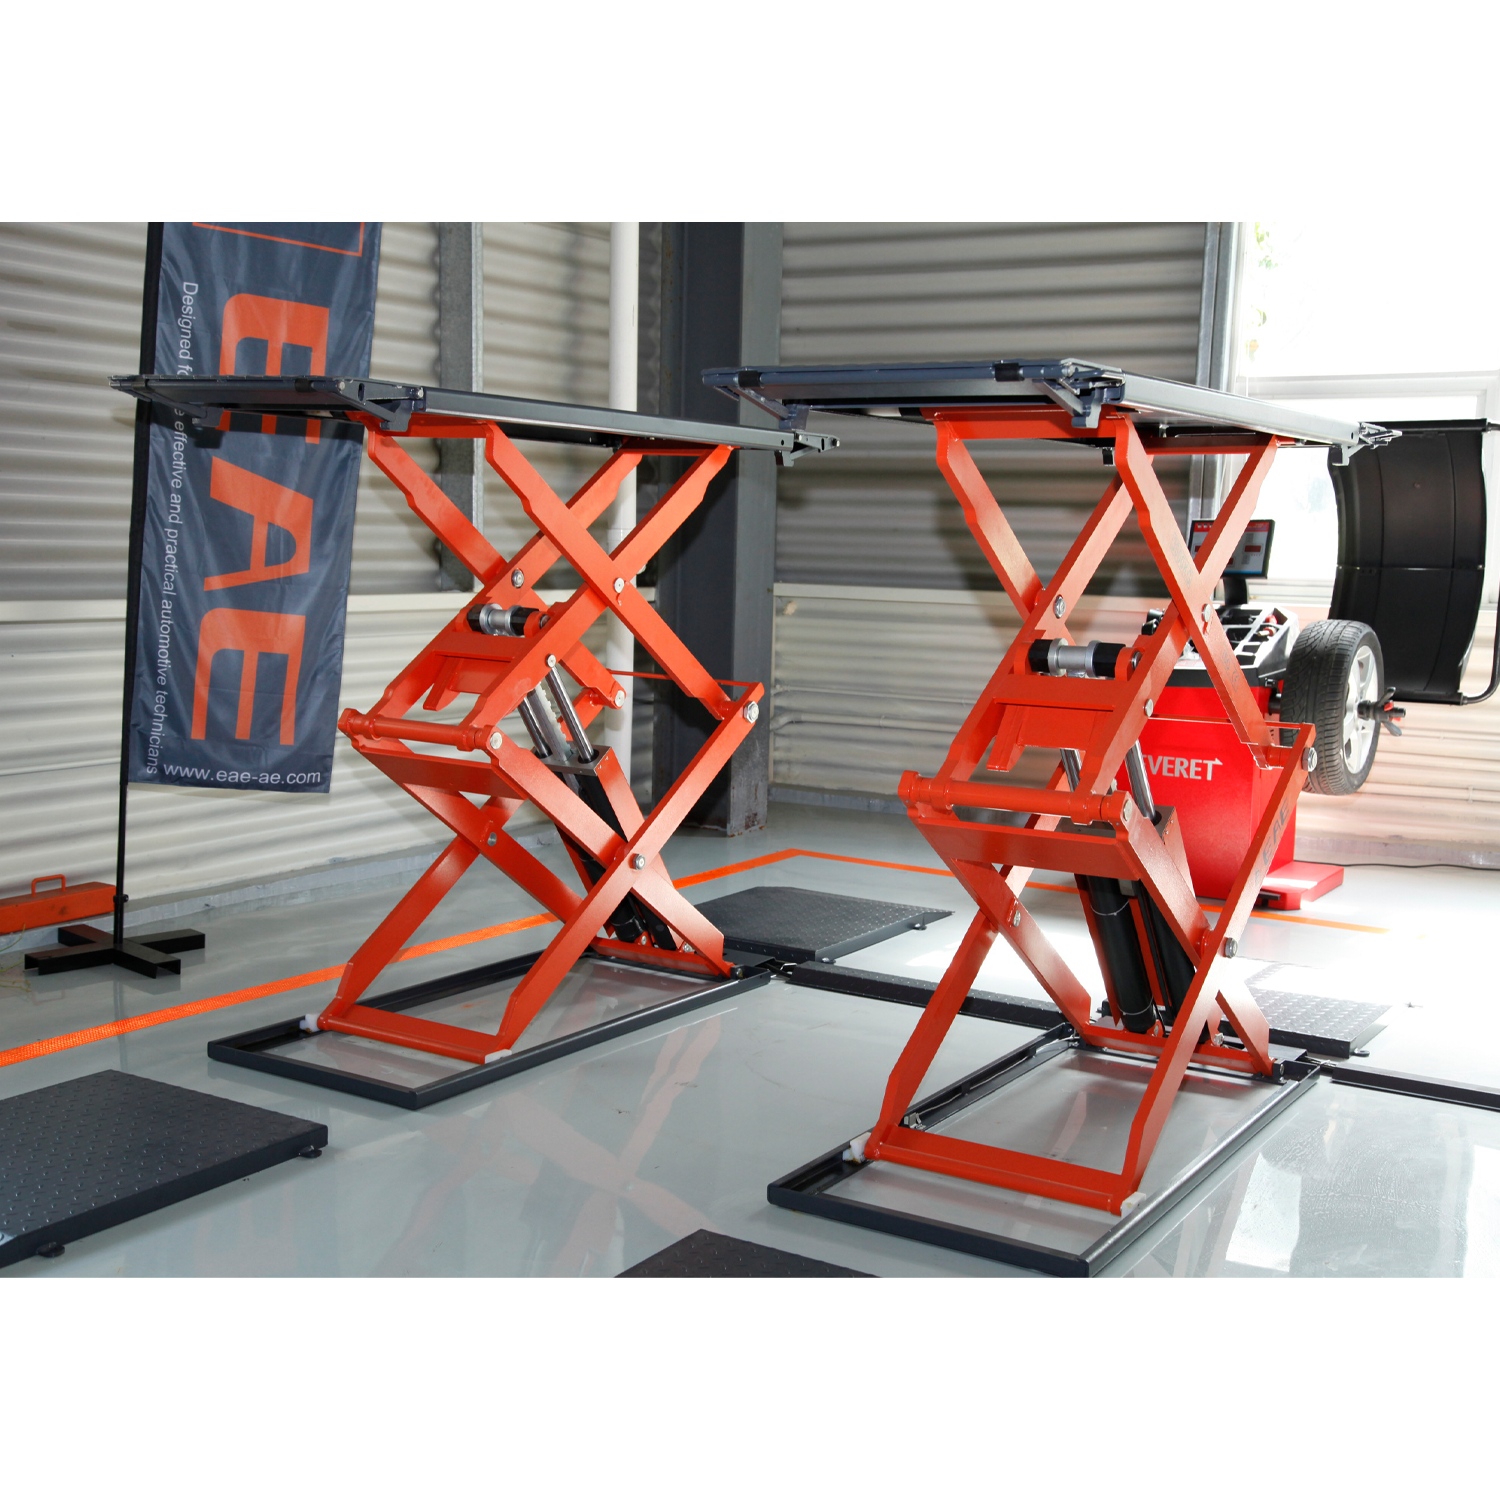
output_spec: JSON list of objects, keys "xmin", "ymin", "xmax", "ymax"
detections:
[
  {"xmin": 1082, "ymin": 875, "xmax": 1158, "ymax": 1033},
  {"xmin": 1141, "ymin": 897, "xmax": 1196, "ymax": 1022}
]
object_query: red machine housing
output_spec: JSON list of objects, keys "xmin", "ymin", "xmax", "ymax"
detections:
[{"xmin": 1140, "ymin": 684, "xmax": 1342, "ymax": 910}]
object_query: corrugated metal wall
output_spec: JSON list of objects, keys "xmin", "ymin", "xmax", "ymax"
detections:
[
  {"xmin": 0, "ymin": 598, "xmax": 615, "ymax": 900},
  {"xmin": 769, "ymin": 222, "xmax": 1212, "ymax": 809},
  {"xmin": 0, "ymin": 222, "xmax": 150, "ymax": 600},
  {"xmin": 481, "ymin": 222, "xmax": 611, "ymax": 567},
  {"xmin": 776, "ymin": 222, "xmax": 1206, "ymax": 593},
  {"xmin": 0, "ymin": 222, "xmax": 614, "ymax": 904}
]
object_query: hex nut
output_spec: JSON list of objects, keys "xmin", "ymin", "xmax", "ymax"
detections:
[
  {"xmin": 1053, "ymin": 595, "xmax": 1066, "ymax": 618},
  {"xmin": 629, "ymin": 854, "xmax": 646, "ymax": 870},
  {"xmin": 511, "ymin": 569, "xmax": 524, "ymax": 589},
  {"xmin": 1302, "ymin": 746, "xmax": 1318, "ymax": 772},
  {"xmin": 1223, "ymin": 937, "xmax": 1239, "ymax": 958},
  {"xmin": 743, "ymin": 701, "xmax": 760, "ymax": 724}
]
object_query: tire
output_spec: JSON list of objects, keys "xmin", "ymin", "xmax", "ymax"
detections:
[{"xmin": 1280, "ymin": 619, "xmax": 1384, "ymax": 795}]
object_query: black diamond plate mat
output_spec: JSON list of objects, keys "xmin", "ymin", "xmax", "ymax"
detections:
[
  {"xmin": 695, "ymin": 885, "xmax": 950, "ymax": 963},
  {"xmin": 1235, "ymin": 986, "xmax": 1390, "ymax": 1058},
  {"xmin": 619, "ymin": 1228, "xmax": 873, "ymax": 1278},
  {"xmin": 0, "ymin": 1070, "xmax": 326, "ymax": 1269}
]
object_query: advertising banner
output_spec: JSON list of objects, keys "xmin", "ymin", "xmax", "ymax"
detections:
[{"xmin": 127, "ymin": 222, "xmax": 381, "ymax": 793}]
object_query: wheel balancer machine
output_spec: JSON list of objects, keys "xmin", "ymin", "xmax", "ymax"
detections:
[
  {"xmin": 115, "ymin": 373, "xmax": 835, "ymax": 1107},
  {"xmin": 709, "ymin": 359, "xmax": 1399, "ymax": 1269}
]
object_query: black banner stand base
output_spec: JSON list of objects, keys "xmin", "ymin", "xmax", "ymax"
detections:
[{"xmin": 24, "ymin": 923, "xmax": 205, "ymax": 979}]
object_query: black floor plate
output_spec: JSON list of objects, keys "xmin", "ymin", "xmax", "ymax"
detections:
[
  {"xmin": 0, "ymin": 1070, "xmax": 325, "ymax": 1269},
  {"xmin": 1236, "ymin": 979, "xmax": 1389, "ymax": 1057},
  {"xmin": 619, "ymin": 1228, "xmax": 872, "ymax": 1277},
  {"xmin": 209, "ymin": 952, "xmax": 771, "ymax": 1110},
  {"xmin": 695, "ymin": 885, "xmax": 950, "ymax": 964},
  {"xmin": 790, "ymin": 963, "xmax": 1389, "ymax": 1059}
]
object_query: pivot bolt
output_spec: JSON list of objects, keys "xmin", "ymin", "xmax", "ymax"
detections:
[
  {"xmin": 488, "ymin": 731, "xmax": 504, "ymax": 750},
  {"xmin": 1201, "ymin": 602, "xmax": 1212, "ymax": 624},
  {"xmin": 614, "ymin": 688, "xmax": 626, "ymax": 708},
  {"xmin": 1302, "ymin": 746, "xmax": 1318, "ymax": 772},
  {"xmin": 1053, "ymin": 595, "xmax": 1066, "ymax": 618},
  {"xmin": 683, "ymin": 944, "xmax": 695, "ymax": 955},
  {"xmin": 743, "ymin": 701, "xmax": 759, "ymax": 724},
  {"xmin": 511, "ymin": 568, "xmax": 524, "ymax": 589},
  {"xmin": 546, "ymin": 654, "xmax": 557, "ymax": 668},
  {"xmin": 1121, "ymin": 797, "xmax": 1134, "ymax": 824},
  {"xmin": 1010, "ymin": 909, "xmax": 1022, "ymax": 928},
  {"xmin": 613, "ymin": 577, "xmax": 625, "ymax": 593},
  {"xmin": 1223, "ymin": 937, "xmax": 1239, "ymax": 958},
  {"xmin": 630, "ymin": 854, "xmax": 646, "ymax": 870},
  {"xmin": 1144, "ymin": 698, "xmax": 1155, "ymax": 718}
]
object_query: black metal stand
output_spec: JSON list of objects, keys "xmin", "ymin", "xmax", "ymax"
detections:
[
  {"xmin": 209, "ymin": 950, "xmax": 770, "ymax": 1110},
  {"xmin": 768, "ymin": 1028, "xmax": 1321, "ymax": 1278},
  {"xmin": 22, "ymin": 223, "xmax": 204, "ymax": 980},
  {"xmin": 24, "ymin": 923, "xmax": 206, "ymax": 979}
]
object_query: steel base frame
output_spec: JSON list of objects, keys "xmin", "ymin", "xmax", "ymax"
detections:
[
  {"xmin": 209, "ymin": 950, "xmax": 769, "ymax": 1110},
  {"xmin": 769, "ymin": 1029, "xmax": 1321, "ymax": 1278},
  {"xmin": 298, "ymin": 412, "xmax": 768, "ymax": 1072},
  {"xmin": 843, "ymin": 404, "xmax": 1316, "ymax": 1218}
]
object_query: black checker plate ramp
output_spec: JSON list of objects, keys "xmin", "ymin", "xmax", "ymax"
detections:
[
  {"xmin": 695, "ymin": 885, "xmax": 950, "ymax": 963},
  {"xmin": 0, "ymin": 1070, "xmax": 326, "ymax": 1268},
  {"xmin": 1237, "ymin": 988, "xmax": 1390, "ymax": 1057},
  {"xmin": 619, "ymin": 1228, "xmax": 872, "ymax": 1277}
]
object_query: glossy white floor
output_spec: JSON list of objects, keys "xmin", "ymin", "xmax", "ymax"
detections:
[{"xmin": 2, "ymin": 802, "xmax": 1497, "ymax": 1278}]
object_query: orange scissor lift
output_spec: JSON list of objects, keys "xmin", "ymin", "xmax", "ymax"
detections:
[
  {"xmin": 117, "ymin": 373, "xmax": 834, "ymax": 1107},
  {"xmin": 709, "ymin": 359, "xmax": 1395, "ymax": 1274}
]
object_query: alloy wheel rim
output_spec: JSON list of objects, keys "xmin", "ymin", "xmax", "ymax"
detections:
[{"xmin": 1341, "ymin": 643, "xmax": 1378, "ymax": 773}]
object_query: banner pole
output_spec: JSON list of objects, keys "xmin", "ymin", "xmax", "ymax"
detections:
[
  {"xmin": 23, "ymin": 223, "xmax": 206, "ymax": 978},
  {"xmin": 112, "ymin": 222, "xmax": 164, "ymax": 948}
]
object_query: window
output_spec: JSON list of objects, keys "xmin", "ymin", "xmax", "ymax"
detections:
[{"xmin": 1227, "ymin": 222, "xmax": 1499, "ymax": 592}]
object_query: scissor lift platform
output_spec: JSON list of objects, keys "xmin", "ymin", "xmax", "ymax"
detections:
[
  {"xmin": 112, "ymin": 374, "xmax": 840, "ymax": 1107},
  {"xmin": 709, "ymin": 357, "xmax": 1407, "ymax": 1269}
]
